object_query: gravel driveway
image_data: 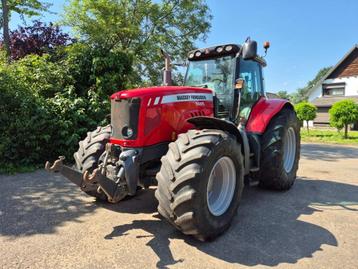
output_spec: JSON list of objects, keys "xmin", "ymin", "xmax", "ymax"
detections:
[{"xmin": 1, "ymin": 143, "xmax": 357, "ymax": 269}]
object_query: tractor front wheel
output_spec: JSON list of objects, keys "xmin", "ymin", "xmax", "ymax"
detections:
[
  {"xmin": 73, "ymin": 125, "xmax": 112, "ymax": 200},
  {"xmin": 155, "ymin": 129, "xmax": 244, "ymax": 241}
]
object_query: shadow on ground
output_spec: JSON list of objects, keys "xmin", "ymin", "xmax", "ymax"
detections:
[
  {"xmin": 104, "ymin": 178, "xmax": 358, "ymax": 268},
  {"xmin": 96, "ymin": 188, "xmax": 158, "ymax": 215},
  {"xmin": 1, "ymin": 143, "xmax": 357, "ymax": 267},
  {"xmin": 0, "ymin": 170, "xmax": 97, "ymax": 236},
  {"xmin": 301, "ymin": 143, "xmax": 358, "ymax": 161}
]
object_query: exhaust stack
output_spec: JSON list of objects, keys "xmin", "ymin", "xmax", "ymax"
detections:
[{"xmin": 161, "ymin": 49, "xmax": 172, "ymax": 86}]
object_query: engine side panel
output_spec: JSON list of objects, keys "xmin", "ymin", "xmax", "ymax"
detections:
[
  {"xmin": 110, "ymin": 86, "xmax": 214, "ymax": 147},
  {"xmin": 246, "ymin": 97, "xmax": 293, "ymax": 134}
]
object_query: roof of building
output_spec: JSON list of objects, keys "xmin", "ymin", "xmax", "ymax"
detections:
[
  {"xmin": 307, "ymin": 44, "xmax": 358, "ymax": 97},
  {"xmin": 311, "ymin": 96, "xmax": 358, "ymax": 107}
]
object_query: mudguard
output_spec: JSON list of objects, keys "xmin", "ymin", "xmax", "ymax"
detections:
[
  {"xmin": 188, "ymin": 117, "xmax": 242, "ymax": 142},
  {"xmin": 246, "ymin": 97, "xmax": 293, "ymax": 134},
  {"xmin": 187, "ymin": 116, "xmax": 251, "ymax": 175}
]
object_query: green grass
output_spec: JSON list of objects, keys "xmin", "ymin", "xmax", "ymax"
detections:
[{"xmin": 301, "ymin": 128, "xmax": 358, "ymax": 145}]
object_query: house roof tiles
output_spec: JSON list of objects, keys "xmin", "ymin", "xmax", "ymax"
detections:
[{"xmin": 311, "ymin": 96, "xmax": 358, "ymax": 107}]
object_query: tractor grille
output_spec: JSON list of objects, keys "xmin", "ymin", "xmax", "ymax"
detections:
[{"xmin": 111, "ymin": 98, "xmax": 141, "ymax": 140}]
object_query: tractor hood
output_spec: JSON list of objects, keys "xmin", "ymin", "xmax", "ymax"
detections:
[
  {"xmin": 110, "ymin": 86, "xmax": 213, "ymax": 100},
  {"xmin": 110, "ymin": 85, "xmax": 214, "ymax": 148}
]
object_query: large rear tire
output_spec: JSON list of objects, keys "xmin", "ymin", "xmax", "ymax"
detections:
[
  {"xmin": 155, "ymin": 129, "xmax": 244, "ymax": 241},
  {"xmin": 74, "ymin": 125, "xmax": 112, "ymax": 200},
  {"xmin": 253, "ymin": 108, "xmax": 300, "ymax": 190}
]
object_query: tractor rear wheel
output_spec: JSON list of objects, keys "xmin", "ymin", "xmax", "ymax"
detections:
[
  {"xmin": 155, "ymin": 129, "xmax": 244, "ymax": 241},
  {"xmin": 74, "ymin": 125, "xmax": 112, "ymax": 200},
  {"xmin": 253, "ymin": 108, "xmax": 300, "ymax": 190}
]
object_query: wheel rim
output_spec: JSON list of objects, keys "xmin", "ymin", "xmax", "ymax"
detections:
[
  {"xmin": 283, "ymin": 127, "xmax": 297, "ymax": 173},
  {"xmin": 206, "ymin": 156, "xmax": 236, "ymax": 216}
]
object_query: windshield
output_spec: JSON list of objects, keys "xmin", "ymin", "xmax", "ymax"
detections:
[{"xmin": 184, "ymin": 56, "xmax": 235, "ymax": 118}]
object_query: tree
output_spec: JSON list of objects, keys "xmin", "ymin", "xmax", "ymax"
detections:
[
  {"xmin": 5, "ymin": 20, "xmax": 74, "ymax": 60},
  {"xmin": 63, "ymin": 42, "xmax": 134, "ymax": 97},
  {"xmin": 329, "ymin": 99, "xmax": 358, "ymax": 138},
  {"xmin": 276, "ymin": 90, "xmax": 290, "ymax": 100},
  {"xmin": 1, "ymin": 0, "xmax": 11, "ymax": 60},
  {"xmin": 0, "ymin": 0, "xmax": 51, "ymax": 61},
  {"xmin": 290, "ymin": 67, "xmax": 331, "ymax": 104},
  {"xmin": 63, "ymin": 0, "xmax": 212, "ymax": 85},
  {"xmin": 294, "ymin": 102, "xmax": 317, "ymax": 133}
]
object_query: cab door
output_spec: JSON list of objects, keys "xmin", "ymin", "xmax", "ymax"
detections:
[{"xmin": 238, "ymin": 59, "xmax": 264, "ymax": 123}]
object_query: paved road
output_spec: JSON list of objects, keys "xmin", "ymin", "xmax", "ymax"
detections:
[{"xmin": 1, "ymin": 143, "xmax": 357, "ymax": 269}]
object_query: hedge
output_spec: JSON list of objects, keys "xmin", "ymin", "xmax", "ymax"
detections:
[{"xmin": 0, "ymin": 45, "xmax": 133, "ymax": 172}]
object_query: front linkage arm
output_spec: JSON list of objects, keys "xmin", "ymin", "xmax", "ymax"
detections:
[
  {"xmin": 45, "ymin": 148, "xmax": 141, "ymax": 203},
  {"xmin": 83, "ymin": 166, "xmax": 127, "ymax": 203},
  {"xmin": 82, "ymin": 149, "xmax": 141, "ymax": 202},
  {"xmin": 46, "ymin": 156, "xmax": 125, "ymax": 203},
  {"xmin": 45, "ymin": 156, "xmax": 99, "ymax": 193}
]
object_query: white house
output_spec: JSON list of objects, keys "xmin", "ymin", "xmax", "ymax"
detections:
[{"xmin": 307, "ymin": 44, "xmax": 358, "ymax": 129}]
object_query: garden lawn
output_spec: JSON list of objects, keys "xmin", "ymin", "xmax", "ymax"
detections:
[{"xmin": 300, "ymin": 129, "xmax": 358, "ymax": 145}]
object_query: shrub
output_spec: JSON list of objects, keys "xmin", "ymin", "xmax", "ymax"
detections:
[
  {"xmin": 0, "ymin": 68, "xmax": 57, "ymax": 167},
  {"xmin": 0, "ymin": 72, "xmax": 108, "ymax": 170},
  {"xmin": 329, "ymin": 99, "xmax": 358, "ymax": 138},
  {"xmin": 13, "ymin": 54, "xmax": 73, "ymax": 98},
  {"xmin": 294, "ymin": 102, "xmax": 317, "ymax": 133},
  {"xmin": 0, "ymin": 43, "xmax": 133, "ymax": 171}
]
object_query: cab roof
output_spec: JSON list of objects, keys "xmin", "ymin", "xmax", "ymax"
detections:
[{"xmin": 188, "ymin": 43, "xmax": 267, "ymax": 67}]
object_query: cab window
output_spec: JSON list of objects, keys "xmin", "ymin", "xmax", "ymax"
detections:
[
  {"xmin": 238, "ymin": 59, "xmax": 263, "ymax": 121},
  {"xmin": 185, "ymin": 56, "xmax": 235, "ymax": 118}
]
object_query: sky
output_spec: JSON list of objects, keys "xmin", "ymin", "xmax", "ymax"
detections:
[{"xmin": 10, "ymin": 0, "xmax": 358, "ymax": 93}]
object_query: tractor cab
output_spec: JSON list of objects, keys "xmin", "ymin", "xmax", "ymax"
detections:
[{"xmin": 184, "ymin": 41, "xmax": 267, "ymax": 124}]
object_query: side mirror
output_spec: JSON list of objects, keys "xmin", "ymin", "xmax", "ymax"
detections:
[
  {"xmin": 242, "ymin": 40, "xmax": 257, "ymax": 60},
  {"xmin": 234, "ymin": 79, "xmax": 245, "ymax": 124},
  {"xmin": 235, "ymin": 79, "xmax": 245, "ymax": 90}
]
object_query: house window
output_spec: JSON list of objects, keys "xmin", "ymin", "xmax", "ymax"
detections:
[
  {"xmin": 322, "ymin": 83, "xmax": 345, "ymax": 96},
  {"xmin": 324, "ymin": 87, "xmax": 345, "ymax": 96}
]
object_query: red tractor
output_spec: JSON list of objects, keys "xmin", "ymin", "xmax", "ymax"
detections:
[{"xmin": 46, "ymin": 39, "xmax": 300, "ymax": 241}]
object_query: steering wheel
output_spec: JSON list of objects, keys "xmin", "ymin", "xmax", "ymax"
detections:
[
  {"xmin": 211, "ymin": 78, "xmax": 224, "ymax": 85},
  {"xmin": 211, "ymin": 78, "xmax": 226, "ymax": 94}
]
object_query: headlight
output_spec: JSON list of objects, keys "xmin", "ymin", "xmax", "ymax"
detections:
[
  {"xmin": 216, "ymin": 47, "xmax": 223, "ymax": 53},
  {"xmin": 225, "ymin": 45, "xmax": 233, "ymax": 51},
  {"xmin": 189, "ymin": 53, "xmax": 194, "ymax": 59},
  {"xmin": 195, "ymin": 51, "xmax": 202, "ymax": 57}
]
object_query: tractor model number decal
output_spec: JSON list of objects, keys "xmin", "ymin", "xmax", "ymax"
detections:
[{"xmin": 161, "ymin": 93, "xmax": 213, "ymax": 104}]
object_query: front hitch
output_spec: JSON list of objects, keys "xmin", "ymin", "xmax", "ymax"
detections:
[
  {"xmin": 82, "ymin": 149, "xmax": 141, "ymax": 203},
  {"xmin": 83, "ymin": 166, "xmax": 127, "ymax": 203},
  {"xmin": 45, "ymin": 156, "xmax": 98, "ymax": 193},
  {"xmin": 45, "ymin": 148, "xmax": 141, "ymax": 203}
]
